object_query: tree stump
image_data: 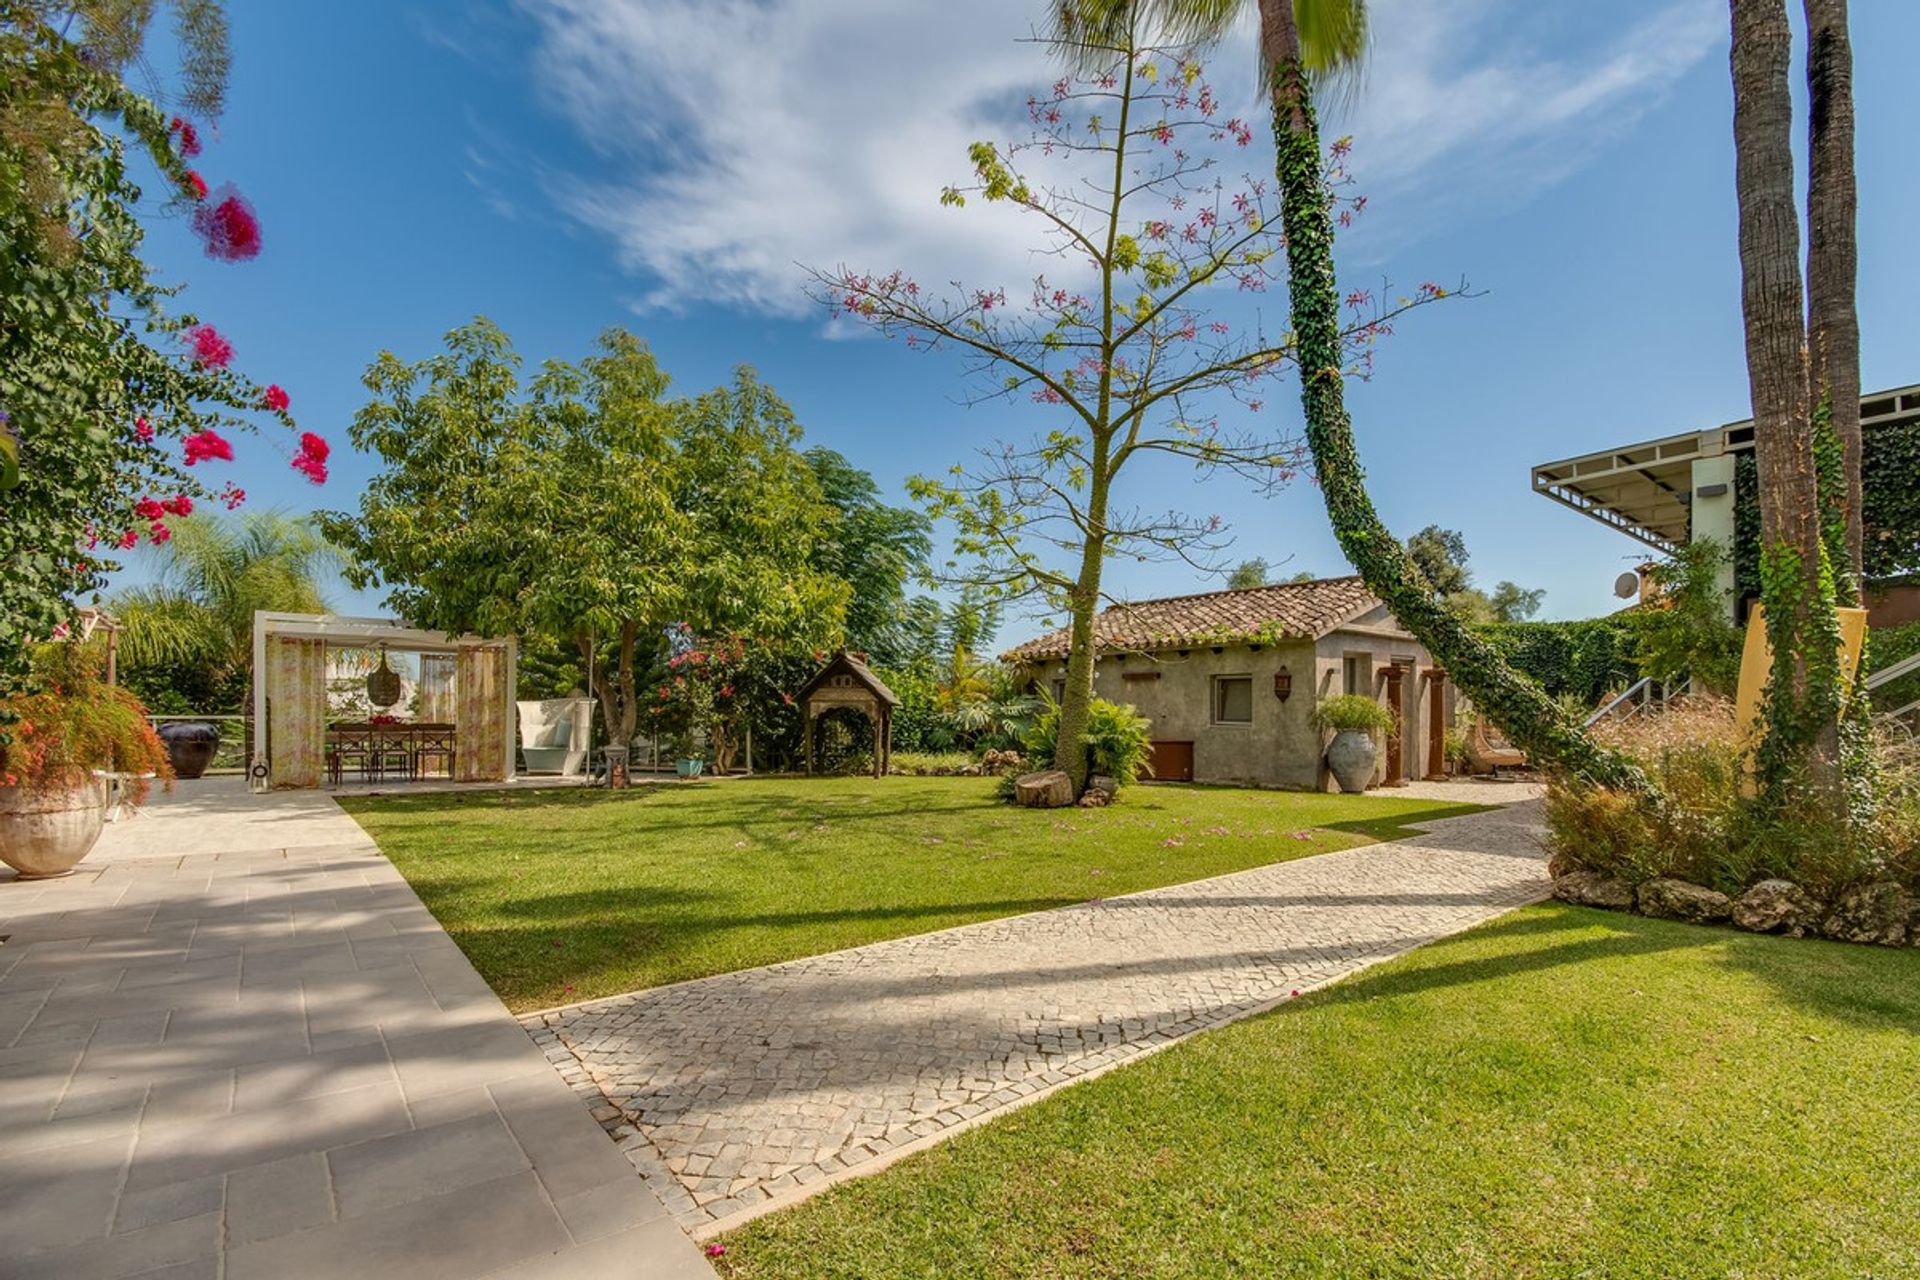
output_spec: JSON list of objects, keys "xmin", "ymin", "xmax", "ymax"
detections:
[{"xmin": 1013, "ymin": 769, "xmax": 1074, "ymax": 809}]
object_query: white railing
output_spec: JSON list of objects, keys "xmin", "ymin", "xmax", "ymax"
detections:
[
  {"xmin": 1867, "ymin": 650, "xmax": 1920, "ymax": 723},
  {"xmin": 1583, "ymin": 677, "xmax": 1674, "ymax": 728},
  {"xmin": 1864, "ymin": 649, "xmax": 1920, "ymax": 692}
]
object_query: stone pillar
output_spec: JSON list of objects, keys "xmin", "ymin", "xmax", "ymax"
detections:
[
  {"xmin": 1424, "ymin": 668, "xmax": 1448, "ymax": 780},
  {"xmin": 1382, "ymin": 663, "xmax": 1408, "ymax": 788},
  {"xmin": 1690, "ymin": 452, "xmax": 1738, "ymax": 621}
]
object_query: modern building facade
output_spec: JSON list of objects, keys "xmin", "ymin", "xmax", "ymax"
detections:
[{"xmin": 1531, "ymin": 382, "xmax": 1920, "ymax": 621}]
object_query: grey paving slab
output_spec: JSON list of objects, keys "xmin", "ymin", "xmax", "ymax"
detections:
[
  {"xmin": 527, "ymin": 795, "xmax": 1552, "ymax": 1235},
  {"xmin": 1, "ymin": 778, "xmax": 712, "ymax": 1279}
]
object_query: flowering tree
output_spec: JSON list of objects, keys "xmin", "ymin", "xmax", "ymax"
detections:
[
  {"xmin": 814, "ymin": 26, "xmax": 1444, "ymax": 793},
  {"xmin": 1, "ymin": 6, "xmax": 318, "ymax": 690}
]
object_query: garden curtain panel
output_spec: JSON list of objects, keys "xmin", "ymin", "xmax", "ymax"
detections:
[
  {"xmin": 455, "ymin": 644, "xmax": 509, "ymax": 781},
  {"xmin": 419, "ymin": 653, "xmax": 456, "ymax": 723},
  {"xmin": 267, "ymin": 635, "xmax": 326, "ymax": 788}
]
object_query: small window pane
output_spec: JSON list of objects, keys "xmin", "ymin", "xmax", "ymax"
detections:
[{"xmin": 1215, "ymin": 677, "xmax": 1253, "ymax": 723}]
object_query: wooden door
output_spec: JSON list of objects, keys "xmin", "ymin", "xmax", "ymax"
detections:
[{"xmin": 1147, "ymin": 740, "xmax": 1194, "ymax": 782}]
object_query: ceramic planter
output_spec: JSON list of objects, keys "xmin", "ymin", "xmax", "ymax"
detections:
[
  {"xmin": 156, "ymin": 722, "xmax": 220, "ymax": 780},
  {"xmin": 675, "ymin": 757, "xmax": 705, "ymax": 779},
  {"xmin": 1325, "ymin": 729, "xmax": 1377, "ymax": 794},
  {"xmin": 0, "ymin": 773, "xmax": 108, "ymax": 879}
]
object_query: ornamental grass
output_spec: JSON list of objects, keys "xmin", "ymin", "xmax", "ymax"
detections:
[{"xmin": 1545, "ymin": 695, "xmax": 1920, "ymax": 900}]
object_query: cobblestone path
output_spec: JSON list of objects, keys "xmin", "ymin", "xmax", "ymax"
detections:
[{"xmin": 525, "ymin": 799, "xmax": 1547, "ymax": 1235}]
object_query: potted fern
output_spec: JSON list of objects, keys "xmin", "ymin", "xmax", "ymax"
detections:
[
  {"xmin": 1312, "ymin": 693, "xmax": 1396, "ymax": 794},
  {"xmin": 0, "ymin": 642, "xmax": 171, "ymax": 878}
]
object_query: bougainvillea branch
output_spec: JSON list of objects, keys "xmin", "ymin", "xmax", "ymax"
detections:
[{"xmin": 0, "ymin": 7, "xmax": 306, "ymax": 687}]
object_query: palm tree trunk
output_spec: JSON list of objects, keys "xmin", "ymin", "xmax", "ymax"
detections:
[
  {"xmin": 1256, "ymin": 0, "xmax": 1649, "ymax": 793},
  {"xmin": 1731, "ymin": 0, "xmax": 1840, "ymax": 786},
  {"xmin": 1804, "ymin": 0, "xmax": 1862, "ymax": 597}
]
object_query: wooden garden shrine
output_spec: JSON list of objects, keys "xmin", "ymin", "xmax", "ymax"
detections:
[{"xmin": 798, "ymin": 649, "xmax": 896, "ymax": 779}]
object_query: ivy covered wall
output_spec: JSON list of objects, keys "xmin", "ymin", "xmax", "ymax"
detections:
[{"xmin": 1733, "ymin": 417, "xmax": 1920, "ymax": 598}]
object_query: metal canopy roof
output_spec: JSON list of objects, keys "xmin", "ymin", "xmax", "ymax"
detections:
[{"xmin": 1532, "ymin": 383, "xmax": 1920, "ymax": 552}]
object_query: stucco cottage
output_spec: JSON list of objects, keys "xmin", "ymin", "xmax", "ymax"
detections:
[{"xmin": 1002, "ymin": 576, "xmax": 1454, "ymax": 791}]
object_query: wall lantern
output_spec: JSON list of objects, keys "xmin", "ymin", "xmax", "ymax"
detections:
[{"xmin": 1273, "ymin": 667, "xmax": 1292, "ymax": 702}]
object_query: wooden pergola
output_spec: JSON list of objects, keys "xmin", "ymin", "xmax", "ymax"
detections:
[
  {"xmin": 249, "ymin": 612, "xmax": 517, "ymax": 791},
  {"xmin": 798, "ymin": 649, "xmax": 896, "ymax": 779}
]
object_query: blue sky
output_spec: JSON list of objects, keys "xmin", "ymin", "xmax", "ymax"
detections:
[{"xmin": 120, "ymin": 0, "xmax": 1920, "ymax": 647}]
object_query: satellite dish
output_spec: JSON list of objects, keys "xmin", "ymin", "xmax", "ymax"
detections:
[{"xmin": 1613, "ymin": 572, "xmax": 1640, "ymax": 600}]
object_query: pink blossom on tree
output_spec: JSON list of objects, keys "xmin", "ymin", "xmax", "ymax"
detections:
[
  {"xmin": 191, "ymin": 185, "xmax": 263, "ymax": 261},
  {"xmin": 182, "ymin": 428, "xmax": 234, "ymax": 464},
  {"xmin": 185, "ymin": 325, "xmax": 233, "ymax": 368}
]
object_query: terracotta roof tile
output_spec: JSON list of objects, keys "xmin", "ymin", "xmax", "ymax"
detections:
[{"xmin": 999, "ymin": 576, "xmax": 1380, "ymax": 663}]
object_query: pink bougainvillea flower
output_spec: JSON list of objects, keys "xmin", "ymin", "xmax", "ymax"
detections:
[
  {"xmin": 169, "ymin": 116, "xmax": 202, "ymax": 158},
  {"xmin": 182, "ymin": 428, "xmax": 234, "ymax": 465},
  {"xmin": 162, "ymin": 495, "xmax": 193, "ymax": 517},
  {"xmin": 134, "ymin": 416, "xmax": 154, "ymax": 442},
  {"xmin": 703, "ymin": 1245, "xmax": 726, "ymax": 1258},
  {"xmin": 116, "ymin": 528, "xmax": 139, "ymax": 550},
  {"xmin": 133, "ymin": 496, "xmax": 165, "ymax": 521},
  {"xmin": 148, "ymin": 520, "xmax": 172, "ymax": 544},
  {"xmin": 191, "ymin": 185, "xmax": 263, "ymax": 261},
  {"xmin": 289, "ymin": 431, "xmax": 330, "ymax": 484},
  {"xmin": 185, "ymin": 324, "xmax": 233, "ymax": 368},
  {"xmin": 50, "ymin": 621, "xmax": 71, "ymax": 640},
  {"xmin": 260, "ymin": 384, "xmax": 290, "ymax": 412},
  {"xmin": 219, "ymin": 481, "xmax": 246, "ymax": 510},
  {"xmin": 183, "ymin": 169, "xmax": 208, "ymax": 200}
]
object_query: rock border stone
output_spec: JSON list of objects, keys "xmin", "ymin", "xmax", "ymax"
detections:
[{"xmin": 1548, "ymin": 865, "xmax": 1918, "ymax": 951}]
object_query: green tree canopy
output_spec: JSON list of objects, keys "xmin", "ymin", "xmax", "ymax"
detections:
[
  {"xmin": 323, "ymin": 320, "xmax": 849, "ymax": 751},
  {"xmin": 802, "ymin": 447, "xmax": 934, "ymax": 666},
  {"xmin": 1227, "ymin": 558, "xmax": 1272, "ymax": 589}
]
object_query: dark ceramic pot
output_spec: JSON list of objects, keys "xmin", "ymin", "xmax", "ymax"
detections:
[{"xmin": 156, "ymin": 721, "xmax": 220, "ymax": 780}]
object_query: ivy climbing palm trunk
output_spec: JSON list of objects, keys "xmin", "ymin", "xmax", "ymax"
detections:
[
  {"xmin": 1253, "ymin": 0, "xmax": 1649, "ymax": 792},
  {"xmin": 1731, "ymin": 0, "xmax": 1843, "ymax": 790},
  {"xmin": 1803, "ymin": 0, "xmax": 1862, "ymax": 598}
]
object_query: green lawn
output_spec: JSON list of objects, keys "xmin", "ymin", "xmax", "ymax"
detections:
[
  {"xmin": 713, "ymin": 904, "xmax": 1920, "ymax": 1280},
  {"xmin": 339, "ymin": 776, "xmax": 1479, "ymax": 1011}
]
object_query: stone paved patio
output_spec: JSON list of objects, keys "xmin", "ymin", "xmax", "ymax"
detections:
[
  {"xmin": 525, "ymin": 791, "xmax": 1549, "ymax": 1236},
  {"xmin": 0, "ymin": 779, "xmax": 714, "ymax": 1279}
]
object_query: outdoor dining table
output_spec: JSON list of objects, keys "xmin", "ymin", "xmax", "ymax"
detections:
[{"xmin": 325, "ymin": 721, "xmax": 456, "ymax": 784}]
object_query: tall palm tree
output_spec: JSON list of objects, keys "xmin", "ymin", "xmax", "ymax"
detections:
[
  {"xmin": 115, "ymin": 511, "xmax": 341, "ymax": 709},
  {"xmin": 1803, "ymin": 0, "xmax": 1860, "ymax": 596},
  {"xmin": 1054, "ymin": 0, "xmax": 1649, "ymax": 789}
]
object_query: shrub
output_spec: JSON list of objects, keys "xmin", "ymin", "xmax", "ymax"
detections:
[
  {"xmin": 877, "ymin": 666, "xmax": 953, "ymax": 753},
  {"xmin": 1544, "ymin": 696, "xmax": 1920, "ymax": 899},
  {"xmin": 1629, "ymin": 540, "xmax": 1744, "ymax": 696},
  {"xmin": 1022, "ymin": 698, "xmax": 1153, "ymax": 787},
  {"xmin": 1, "ymin": 642, "xmax": 171, "ymax": 802},
  {"xmin": 888, "ymin": 751, "xmax": 977, "ymax": 776},
  {"xmin": 1311, "ymin": 693, "xmax": 1395, "ymax": 734}
]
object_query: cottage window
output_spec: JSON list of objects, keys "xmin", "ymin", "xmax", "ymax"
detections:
[{"xmin": 1212, "ymin": 675, "xmax": 1253, "ymax": 724}]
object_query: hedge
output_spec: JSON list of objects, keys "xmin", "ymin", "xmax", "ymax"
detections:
[{"xmin": 1474, "ymin": 616, "xmax": 1639, "ymax": 709}]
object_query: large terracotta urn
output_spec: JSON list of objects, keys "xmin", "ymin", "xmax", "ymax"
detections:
[
  {"xmin": 1325, "ymin": 730, "xmax": 1378, "ymax": 795},
  {"xmin": 0, "ymin": 772, "xmax": 109, "ymax": 879}
]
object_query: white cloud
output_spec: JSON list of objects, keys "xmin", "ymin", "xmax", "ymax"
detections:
[{"xmin": 512, "ymin": 0, "xmax": 1724, "ymax": 314}]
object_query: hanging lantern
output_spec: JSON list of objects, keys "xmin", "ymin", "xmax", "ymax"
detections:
[{"xmin": 366, "ymin": 645, "xmax": 401, "ymax": 708}]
